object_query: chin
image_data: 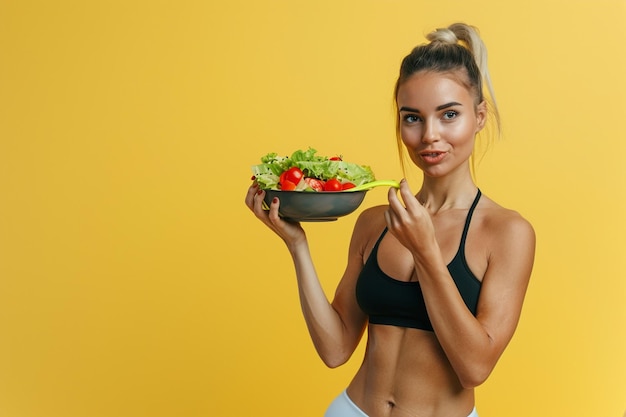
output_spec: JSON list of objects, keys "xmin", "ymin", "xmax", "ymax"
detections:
[{"xmin": 417, "ymin": 163, "xmax": 448, "ymax": 178}]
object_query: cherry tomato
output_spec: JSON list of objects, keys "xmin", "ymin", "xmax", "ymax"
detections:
[
  {"xmin": 284, "ymin": 167, "xmax": 303, "ymax": 185},
  {"xmin": 279, "ymin": 171, "xmax": 288, "ymax": 185},
  {"xmin": 329, "ymin": 156, "xmax": 342, "ymax": 161},
  {"xmin": 324, "ymin": 178, "xmax": 342, "ymax": 192},
  {"xmin": 280, "ymin": 179, "xmax": 297, "ymax": 191},
  {"xmin": 304, "ymin": 177, "xmax": 325, "ymax": 192},
  {"xmin": 341, "ymin": 182, "xmax": 356, "ymax": 190}
]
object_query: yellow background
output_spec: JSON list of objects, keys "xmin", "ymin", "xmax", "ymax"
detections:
[{"xmin": 1, "ymin": 1, "xmax": 625, "ymax": 416}]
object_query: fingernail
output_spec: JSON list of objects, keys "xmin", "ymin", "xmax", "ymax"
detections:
[
  {"xmin": 272, "ymin": 197, "xmax": 278, "ymax": 204},
  {"xmin": 251, "ymin": 175, "xmax": 256, "ymax": 181},
  {"xmin": 257, "ymin": 189, "xmax": 263, "ymax": 195}
]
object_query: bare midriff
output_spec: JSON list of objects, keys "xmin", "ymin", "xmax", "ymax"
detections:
[{"xmin": 346, "ymin": 324, "xmax": 475, "ymax": 417}]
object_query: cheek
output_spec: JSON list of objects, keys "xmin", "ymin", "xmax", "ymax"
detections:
[
  {"xmin": 399, "ymin": 134, "xmax": 423, "ymax": 164},
  {"xmin": 400, "ymin": 126, "xmax": 421, "ymax": 146},
  {"xmin": 449, "ymin": 122, "xmax": 478, "ymax": 145}
]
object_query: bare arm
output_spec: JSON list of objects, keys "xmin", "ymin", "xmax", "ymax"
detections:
[
  {"xmin": 386, "ymin": 181, "xmax": 536, "ymax": 388},
  {"xmin": 245, "ymin": 183, "xmax": 368, "ymax": 367},
  {"xmin": 291, "ymin": 214, "xmax": 370, "ymax": 368},
  {"xmin": 417, "ymin": 215, "xmax": 534, "ymax": 387}
]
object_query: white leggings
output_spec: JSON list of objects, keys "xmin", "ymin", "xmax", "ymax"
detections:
[{"xmin": 324, "ymin": 390, "xmax": 479, "ymax": 417}]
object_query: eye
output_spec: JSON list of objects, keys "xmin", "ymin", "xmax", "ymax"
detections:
[
  {"xmin": 442, "ymin": 110, "xmax": 458, "ymax": 120},
  {"xmin": 403, "ymin": 114, "xmax": 421, "ymax": 123}
]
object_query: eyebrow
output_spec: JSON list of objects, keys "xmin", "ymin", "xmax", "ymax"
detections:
[{"xmin": 399, "ymin": 102, "xmax": 463, "ymax": 113}]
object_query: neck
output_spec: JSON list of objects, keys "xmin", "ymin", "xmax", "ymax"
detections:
[{"xmin": 417, "ymin": 176, "xmax": 479, "ymax": 214}]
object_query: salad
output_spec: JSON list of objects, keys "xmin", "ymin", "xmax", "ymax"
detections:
[{"xmin": 251, "ymin": 148, "xmax": 376, "ymax": 192}]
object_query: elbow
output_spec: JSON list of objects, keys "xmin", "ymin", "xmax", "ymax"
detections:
[
  {"xmin": 319, "ymin": 348, "xmax": 351, "ymax": 369},
  {"xmin": 320, "ymin": 353, "xmax": 350, "ymax": 369},
  {"xmin": 458, "ymin": 364, "xmax": 493, "ymax": 389},
  {"xmin": 322, "ymin": 357, "xmax": 346, "ymax": 369},
  {"xmin": 457, "ymin": 341, "xmax": 502, "ymax": 388},
  {"xmin": 459, "ymin": 374, "xmax": 488, "ymax": 390}
]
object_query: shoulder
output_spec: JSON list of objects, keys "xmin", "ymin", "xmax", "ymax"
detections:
[
  {"xmin": 479, "ymin": 197, "xmax": 535, "ymax": 244},
  {"xmin": 354, "ymin": 204, "xmax": 389, "ymax": 234},
  {"xmin": 357, "ymin": 204, "xmax": 388, "ymax": 225},
  {"xmin": 349, "ymin": 205, "xmax": 388, "ymax": 256},
  {"xmin": 477, "ymin": 196, "xmax": 536, "ymax": 271}
]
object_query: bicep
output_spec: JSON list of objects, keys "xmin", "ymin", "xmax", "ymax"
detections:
[
  {"xmin": 476, "ymin": 217, "xmax": 536, "ymax": 351},
  {"xmin": 331, "ymin": 258, "xmax": 368, "ymax": 346}
]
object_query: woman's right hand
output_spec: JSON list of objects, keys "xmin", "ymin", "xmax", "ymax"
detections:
[{"xmin": 245, "ymin": 182, "xmax": 307, "ymax": 247}]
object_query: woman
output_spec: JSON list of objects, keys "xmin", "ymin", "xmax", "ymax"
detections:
[{"xmin": 245, "ymin": 22, "xmax": 535, "ymax": 417}]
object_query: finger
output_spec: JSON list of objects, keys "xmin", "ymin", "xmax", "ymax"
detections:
[
  {"xmin": 245, "ymin": 182, "xmax": 260, "ymax": 210},
  {"xmin": 387, "ymin": 182, "xmax": 407, "ymax": 216},
  {"xmin": 398, "ymin": 179, "xmax": 420, "ymax": 211},
  {"xmin": 385, "ymin": 186, "xmax": 404, "ymax": 229},
  {"xmin": 267, "ymin": 194, "xmax": 283, "ymax": 223},
  {"xmin": 252, "ymin": 188, "xmax": 271, "ymax": 218}
]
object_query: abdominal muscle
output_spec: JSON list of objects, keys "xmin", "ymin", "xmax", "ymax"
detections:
[{"xmin": 345, "ymin": 324, "xmax": 474, "ymax": 417}]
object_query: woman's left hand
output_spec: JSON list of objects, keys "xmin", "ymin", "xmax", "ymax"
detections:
[{"xmin": 385, "ymin": 179, "xmax": 437, "ymax": 258}]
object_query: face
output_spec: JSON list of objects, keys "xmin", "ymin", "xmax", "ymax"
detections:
[{"xmin": 396, "ymin": 70, "xmax": 487, "ymax": 179}]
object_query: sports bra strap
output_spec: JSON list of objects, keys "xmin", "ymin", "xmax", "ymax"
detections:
[
  {"xmin": 459, "ymin": 188, "xmax": 482, "ymax": 249},
  {"xmin": 374, "ymin": 188, "xmax": 481, "ymax": 253}
]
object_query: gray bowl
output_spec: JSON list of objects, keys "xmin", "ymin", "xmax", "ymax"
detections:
[{"xmin": 264, "ymin": 190, "xmax": 368, "ymax": 222}]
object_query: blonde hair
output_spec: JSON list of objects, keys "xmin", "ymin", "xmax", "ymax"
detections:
[{"xmin": 393, "ymin": 23, "xmax": 501, "ymax": 175}]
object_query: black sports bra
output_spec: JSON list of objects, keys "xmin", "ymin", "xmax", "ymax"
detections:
[{"xmin": 355, "ymin": 189, "xmax": 482, "ymax": 331}]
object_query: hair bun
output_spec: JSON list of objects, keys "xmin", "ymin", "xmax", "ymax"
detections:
[{"xmin": 426, "ymin": 28, "xmax": 458, "ymax": 45}]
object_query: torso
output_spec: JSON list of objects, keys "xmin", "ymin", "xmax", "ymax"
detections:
[
  {"xmin": 346, "ymin": 194, "xmax": 502, "ymax": 417},
  {"xmin": 348, "ymin": 326, "xmax": 473, "ymax": 417},
  {"xmin": 356, "ymin": 189, "xmax": 482, "ymax": 331}
]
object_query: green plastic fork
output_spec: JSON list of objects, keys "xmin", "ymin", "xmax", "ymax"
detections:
[{"xmin": 342, "ymin": 179, "xmax": 401, "ymax": 192}]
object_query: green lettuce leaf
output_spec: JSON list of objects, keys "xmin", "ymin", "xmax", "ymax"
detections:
[{"xmin": 251, "ymin": 148, "xmax": 375, "ymax": 191}]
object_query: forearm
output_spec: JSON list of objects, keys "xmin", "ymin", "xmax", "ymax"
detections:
[
  {"xmin": 288, "ymin": 241, "xmax": 356, "ymax": 367},
  {"xmin": 414, "ymin": 255, "xmax": 497, "ymax": 387}
]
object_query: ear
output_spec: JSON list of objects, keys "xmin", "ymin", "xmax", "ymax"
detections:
[{"xmin": 475, "ymin": 100, "xmax": 487, "ymax": 132}]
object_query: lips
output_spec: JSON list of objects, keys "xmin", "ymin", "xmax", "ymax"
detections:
[{"xmin": 419, "ymin": 150, "xmax": 447, "ymax": 164}]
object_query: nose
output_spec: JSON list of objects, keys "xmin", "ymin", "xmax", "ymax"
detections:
[{"xmin": 421, "ymin": 119, "xmax": 440, "ymax": 144}]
